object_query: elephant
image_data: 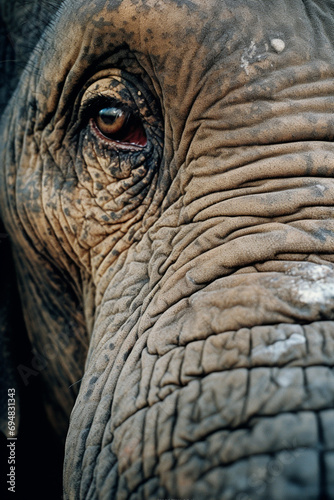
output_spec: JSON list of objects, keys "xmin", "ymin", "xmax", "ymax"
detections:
[{"xmin": 1, "ymin": 0, "xmax": 334, "ymax": 498}]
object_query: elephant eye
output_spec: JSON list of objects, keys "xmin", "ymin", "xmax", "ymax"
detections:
[
  {"xmin": 90, "ymin": 104, "xmax": 147, "ymax": 148},
  {"xmin": 96, "ymin": 107, "xmax": 128, "ymax": 135}
]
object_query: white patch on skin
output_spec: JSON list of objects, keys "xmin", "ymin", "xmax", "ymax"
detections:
[
  {"xmin": 241, "ymin": 40, "xmax": 268, "ymax": 75},
  {"xmin": 315, "ymin": 184, "xmax": 326, "ymax": 193},
  {"xmin": 270, "ymin": 38, "xmax": 285, "ymax": 53},
  {"xmin": 241, "ymin": 41, "xmax": 256, "ymax": 75},
  {"xmin": 287, "ymin": 263, "xmax": 332, "ymax": 281},
  {"xmin": 276, "ymin": 369, "xmax": 296, "ymax": 387},
  {"xmin": 252, "ymin": 333, "xmax": 306, "ymax": 363},
  {"xmin": 298, "ymin": 282, "xmax": 334, "ymax": 304},
  {"xmin": 287, "ymin": 263, "xmax": 334, "ymax": 305}
]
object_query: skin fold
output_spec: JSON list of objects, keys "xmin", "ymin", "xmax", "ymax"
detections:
[{"xmin": 1, "ymin": 0, "xmax": 334, "ymax": 498}]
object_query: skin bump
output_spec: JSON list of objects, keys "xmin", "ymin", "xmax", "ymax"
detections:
[{"xmin": 271, "ymin": 37, "xmax": 286, "ymax": 53}]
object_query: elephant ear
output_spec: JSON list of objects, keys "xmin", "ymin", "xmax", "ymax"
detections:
[{"xmin": 0, "ymin": 0, "xmax": 64, "ymax": 435}]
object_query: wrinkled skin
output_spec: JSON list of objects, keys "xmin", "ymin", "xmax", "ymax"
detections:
[{"xmin": 1, "ymin": 0, "xmax": 334, "ymax": 498}]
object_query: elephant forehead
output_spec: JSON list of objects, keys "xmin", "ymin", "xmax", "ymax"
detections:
[{"xmin": 34, "ymin": 0, "xmax": 328, "ymax": 122}]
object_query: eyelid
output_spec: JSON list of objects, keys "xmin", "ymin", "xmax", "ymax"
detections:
[{"xmin": 80, "ymin": 95, "xmax": 131, "ymax": 123}]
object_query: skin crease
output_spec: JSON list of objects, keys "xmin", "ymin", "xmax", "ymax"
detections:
[{"xmin": 1, "ymin": 0, "xmax": 334, "ymax": 498}]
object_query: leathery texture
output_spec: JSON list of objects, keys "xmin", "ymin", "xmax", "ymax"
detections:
[
  {"xmin": 0, "ymin": 0, "xmax": 334, "ymax": 499},
  {"xmin": 63, "ymin": 245, "xmax": 334, "ymax": 499},
  {"xmin": 66, "ymin": 253, "xmax": 334, "ymax": 499}
]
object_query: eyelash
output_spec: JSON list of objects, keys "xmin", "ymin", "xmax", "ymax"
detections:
[{"xmin": 80, "ymin": 95, "xmax": 133, "ymax": 125}]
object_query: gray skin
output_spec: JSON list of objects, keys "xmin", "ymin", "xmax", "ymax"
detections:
[{"xmin": 1, "ymin": 0, "xmax": 334, "ymax": 498}]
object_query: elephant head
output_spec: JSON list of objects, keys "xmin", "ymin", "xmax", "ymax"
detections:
[{"xmin": 1, "ymin": 0, "xmax": 334, "ymax": 498}]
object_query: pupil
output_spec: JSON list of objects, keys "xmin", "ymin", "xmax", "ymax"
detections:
[{"xmin": 98, "ymin": 107, "xmax": 124, "ymax": 125}]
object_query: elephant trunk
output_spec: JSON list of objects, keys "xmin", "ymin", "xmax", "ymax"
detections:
[
  {"xmin": 64, "ymin": 59, "xmax": 334, "ymax": 499},
  {"xmin": 64, "ymin": 149, "xmax": 334, "ymax": 498},
  {"xmin": 64, "ymin": 298, "xmax": 334, "ymax": 498}
]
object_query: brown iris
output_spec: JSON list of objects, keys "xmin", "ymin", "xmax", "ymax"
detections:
[
  {"xmin": 92, "ymin": 106, "xmax": 147, "ymax": 147},
  {"xmin": 96, "ymin": 107, "xmax": 128, "ymax": 137}
]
